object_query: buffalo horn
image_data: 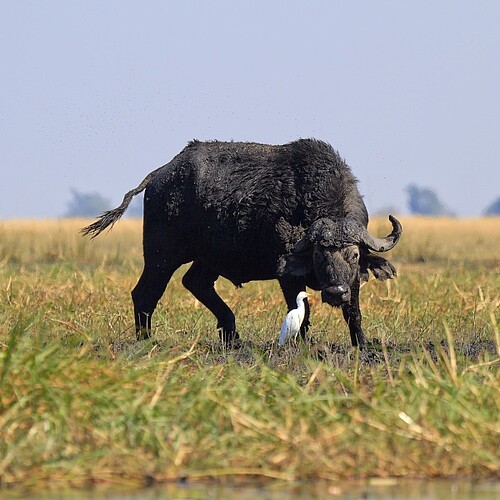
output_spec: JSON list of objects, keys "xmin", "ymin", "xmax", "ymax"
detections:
[{"xmin": 359, "ymin": 215, "xmax": 402, "ymax": 252}]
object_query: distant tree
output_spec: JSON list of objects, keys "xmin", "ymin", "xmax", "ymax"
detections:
[
  {"xmin": 64, "ymin": 189, "xmax": 111, "ymax": 218},
  {"xmin": 406, "ymin": 184, "xmax": 453, "ymax": 216},
  {"xmin": 483, "ymin": 197, "xmax": 500, "ymax": 216}
]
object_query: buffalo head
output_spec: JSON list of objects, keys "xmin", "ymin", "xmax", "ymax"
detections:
[{"xmin": 277, "ymin": 215, "xmax": 402, "ymax": 306}]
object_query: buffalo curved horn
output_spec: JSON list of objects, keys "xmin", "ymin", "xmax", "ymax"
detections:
[{"xmin": 359, "ymin": 215, "xmax": 402, "ymax": 252}]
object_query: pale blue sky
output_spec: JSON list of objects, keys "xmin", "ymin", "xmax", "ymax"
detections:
[{"xmin": 1, "ymin": 1, "xmax": 499, "ymax": 218}]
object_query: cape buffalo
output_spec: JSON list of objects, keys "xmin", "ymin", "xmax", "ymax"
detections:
[{"xmin": 82, "ymin": 139, "xmax": 402, "ymax": 347}]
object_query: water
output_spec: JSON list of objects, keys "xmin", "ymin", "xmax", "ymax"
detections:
[{"xmin": 9, "ymin": 479, "xmax": 500, "ymax": 499}]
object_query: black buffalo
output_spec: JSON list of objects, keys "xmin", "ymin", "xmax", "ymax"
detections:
[{"xmin": 83, "ymin": 139, "xmax": 402, "ymax": 347}]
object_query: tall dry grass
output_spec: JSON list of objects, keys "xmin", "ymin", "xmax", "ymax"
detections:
[{"xmin": 0, "ymin": 217, "xmax": 499, "ymax": 491}]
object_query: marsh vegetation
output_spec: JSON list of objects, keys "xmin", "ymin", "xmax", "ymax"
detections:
[{"xmin": 0, "ymin": 217, "xmax": 498, "ymax": 492}]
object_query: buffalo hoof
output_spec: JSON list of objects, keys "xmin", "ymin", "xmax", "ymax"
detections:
[{"xmin": 219, "ymin": 330, "xmax": 241, "ymax": 349}]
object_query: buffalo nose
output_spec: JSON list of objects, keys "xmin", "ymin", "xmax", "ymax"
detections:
[
  {"xmin": 322, "ymin": 285, "xmax": 351, "ymax": 306},
  {"xmin": 331, "ymin": 285, "xmax": 348, "ymax": 295}
]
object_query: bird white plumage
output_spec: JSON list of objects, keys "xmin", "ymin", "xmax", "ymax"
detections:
[{"xmin": 278, "ymin": 291, "xmax": 308, "ymax": 345}]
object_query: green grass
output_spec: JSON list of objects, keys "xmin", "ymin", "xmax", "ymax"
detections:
[{"xmin": 0, "ymin": 218, "xmax": 499, "ymax": 491}]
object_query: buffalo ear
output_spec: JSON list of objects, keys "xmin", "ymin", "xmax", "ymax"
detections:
[
  {"xmin": 290, "ymin": 232, "xmax": 313, "ymax": 254},
  {"xmin": 276, "ymin": 231, "xmax": 314, "ymax": 277},
  {"xmin": 276, "ymin": 253, "xmax": 312, "ymax": 278},
  {"xmin": 363, "ymin": 253, "xmax": 397, "ymax": 281}
]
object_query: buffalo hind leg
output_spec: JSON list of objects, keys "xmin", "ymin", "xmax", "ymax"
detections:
[
  {"xmin": 132, "ymin": 262, "xmax": 181, "ymax": 340},
  {"xmin": 182, "ymin": 261, "xmax": 239, "ymax": 347},
  {"xmin": 341, "ymin": 280, "xmax": 366, "ymax": 348},
  {"xmin": 279, "ymin": 279, "xmax": 310, "ymax": 340}
]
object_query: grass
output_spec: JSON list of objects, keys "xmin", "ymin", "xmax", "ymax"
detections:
[{"xmin": 0, "ymin": 217, "xmax": 499, "ymax": 492}]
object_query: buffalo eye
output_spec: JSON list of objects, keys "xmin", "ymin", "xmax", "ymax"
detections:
[{"xmin": 346, "ymin": 247, "xmax": 360, "ymax": 263}]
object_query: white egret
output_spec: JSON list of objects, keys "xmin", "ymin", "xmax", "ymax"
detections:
[{"xmin": 278, "ymin": 291, "xmax": 308, "ymax": 345}]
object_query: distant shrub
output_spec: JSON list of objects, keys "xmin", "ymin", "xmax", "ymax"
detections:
[
  {"xmin": 406, "ymin": 184, "xmax": 454, "ymax": 216},
  {"xmin": 64, "ymin": 189, "xmax": 111, "ymax": 218}
]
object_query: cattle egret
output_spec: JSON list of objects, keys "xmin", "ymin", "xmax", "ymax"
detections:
[{"xmin": 278, "ymin": 291, "xmax": 308, "ymax": 345}]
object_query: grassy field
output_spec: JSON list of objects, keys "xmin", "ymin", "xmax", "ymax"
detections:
[{"xmin": 0, "ymin": 217, "xmax": 499, "ymax": 492}]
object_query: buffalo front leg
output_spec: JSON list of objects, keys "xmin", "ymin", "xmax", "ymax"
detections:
[
  {"xmin": 279, "ymin": 279, "xmax": 310, "ymax": 340},
  {"xmin": 182, "ymin": 261, "xmax": 239, "ymax": 346},
  {"xmin": 341, "ymin": 280, "xmax": 366, "ymax": 348}
]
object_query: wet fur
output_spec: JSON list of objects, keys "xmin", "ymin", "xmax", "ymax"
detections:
[{"xmin": 83, "ymin": 139, "xmax": 399, "ymax": 346}]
